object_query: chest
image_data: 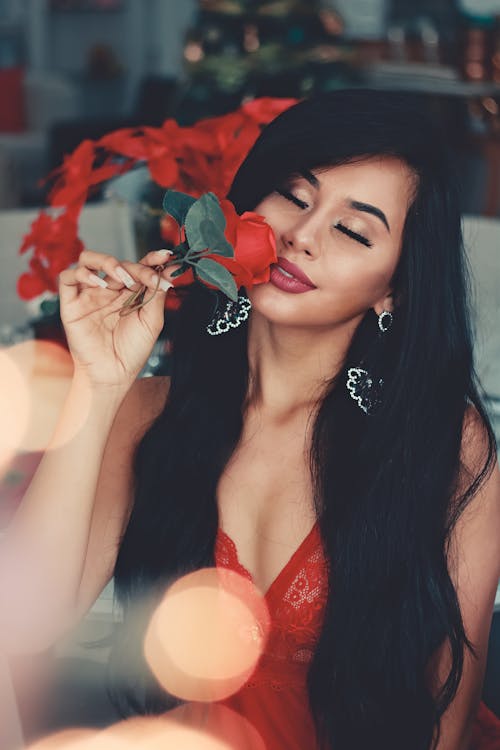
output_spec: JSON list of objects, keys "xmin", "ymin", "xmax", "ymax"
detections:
[{"xmin": 216, "ymin": 414, "xmax": 317, "ymax": 596}]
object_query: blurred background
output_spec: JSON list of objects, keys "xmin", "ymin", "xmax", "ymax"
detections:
[
  {"xmin": 0, "ymin": 0, "xmax": 499, "ymax": 212},
  {"xmin": 0, "ymin": 1, "xmax": 499, "ymax": 747}
]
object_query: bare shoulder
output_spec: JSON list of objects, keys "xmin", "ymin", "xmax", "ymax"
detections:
[
  {"xmin": 452, "ymin": 403, "xmax": 500, "ymax": 561},
  {"xmin": 445, "ymin": 402, "xmax": 500, "ymax": 635},
  {"xmin": 458, "ymin": 403, "xmax": 500, "ymax": 513},
  {"xmin": 461, "ymin": 403, "xmax": 496, "ymax": 467},
  {"xmin": 431, "ymin": 405, "xmax": 500, "ymax": 748}
]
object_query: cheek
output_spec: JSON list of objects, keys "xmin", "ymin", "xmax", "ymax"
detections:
[
  {"xmin": 252, "ymin": 200, "xmax": 284, "ymax": 238},
  {"xmin": 321, "ymin": 250, "xmax": 398, "ymax": 296}
]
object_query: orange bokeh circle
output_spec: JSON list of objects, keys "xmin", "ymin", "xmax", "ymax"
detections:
[{"xmin": 144, "ymin": 567, "xmax": 270, "ymax": 702}]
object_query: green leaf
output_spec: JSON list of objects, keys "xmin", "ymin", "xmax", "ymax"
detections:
[
  {"xmin": 162, "ymin": 190, "xmax": 196, "ymax": 225},
  {"xmin": 185, "ymin": 222, "xmax": 209, "ymax": 255},
  {"xmin": 184, "ymin": 192, "xmax": 232, "ymax": 257},
  {"xmin": 199, "ymin": 218, "xmax": 234, "ymax": 258},
  {"xmin": 195, "ymin": 258, "xmax": 238, "ymax": 301},
  {"xmin": 204, "ymin": 192, "xmax": 227, "ymax": 234},
  {"xmin": 185, "ymin": 192, "xmax": 225, "ymax": 239}
]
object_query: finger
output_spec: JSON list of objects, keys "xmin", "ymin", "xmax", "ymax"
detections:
[
  {"xmin": 120, "ymin": 259, "xmax": 176, "ymax": 292},
  {"xmin": 75, "ymin": 249, "xmax": 175, "ymax": 293},
  {"xmin": 136, "ymin": 249, "xmax": 182, "ymax": 285},
  {"xmin": 58, "ymin": 267, "xmax": 81, "ymax": 307},
  {"xmin": 126, "ymin": 273, "xmax": 174, "ymax": 321},
  {"xmin": 75, "ymin": 250, "xmax": 142, "ymax": 291},
  {"xmin": 138, "ymin": 248, "xmax": 175, "ymax": 265},
  {"xmin": 58, "ymin": 265, "xmax": 110, "ymax": 307}
]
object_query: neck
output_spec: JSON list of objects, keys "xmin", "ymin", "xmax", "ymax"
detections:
[{"xmin": 246, "ymin": 311, "xmax": 362, "ymax": 418}]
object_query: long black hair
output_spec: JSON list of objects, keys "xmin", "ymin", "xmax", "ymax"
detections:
[{"xmin": 109, "ymin": 89, "xmax": 497, "ymax": 749}]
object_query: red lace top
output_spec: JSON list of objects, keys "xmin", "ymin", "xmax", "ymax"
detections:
[
  {"xmin": 215, "ymin": 520, "xmax": 327, "ymax": 748},
  {"xmin": 214, "ymin": 521, "xmax": 500, "ymax": 750}
]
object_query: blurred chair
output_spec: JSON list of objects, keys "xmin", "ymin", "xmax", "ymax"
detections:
[
  {"xmin": 463, "ymin": 215, "xmax": 500, "ymax": 442},
  {"xmin": 463, "ymin": 214, "xmax": 500, "ymax": 717}
]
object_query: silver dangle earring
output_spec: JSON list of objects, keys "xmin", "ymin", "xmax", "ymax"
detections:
[
  {"xmin": 206, "ymin": 291, "xmax": 252, "ymax": 335},
  {"xmin": 346, "ymin": 309, "xmax": 393, "ymax": 415},
  {"xmin": 378, "ymin": 309, "xmax": 393, "ymax": 333}
]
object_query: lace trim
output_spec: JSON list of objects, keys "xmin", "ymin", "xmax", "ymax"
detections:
[
  {"xmin": 214, "ymin": 529, "xmax": 330, "ymax": 690},
  {"xmin": 215, "ymin": 531, "xmax": 254, "ymax": 583}
]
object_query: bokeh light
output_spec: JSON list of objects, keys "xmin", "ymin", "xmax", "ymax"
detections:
[
  {"xmin": 144, "ymin": 567, "xmax": 270, "ymax": 702},
  {"xmin": 0, "ymin": 346, "xmax": 31, "ymax": 477},
  {"xmin": 27, "ymin": 705, "xmax": 264, "ymax": 750},
  {"xmin": 169, "ymin": 703, "xmax": 265, "ymax": 749},
  {"xmin": 25, "ymin": 728, "xmax": 97, "ymax": 749},
  {"xmin": 92, "ymin": 713, "xmax": 230, "ymax": 749},
  {"xmin": 0, "ymin": 340, "xmax": 93, "ymax": 462}
]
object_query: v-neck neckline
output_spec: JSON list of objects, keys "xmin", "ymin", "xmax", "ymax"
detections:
[{"xmin": 217, "ymin": 521, "xmax": 319, "ymax": 600}]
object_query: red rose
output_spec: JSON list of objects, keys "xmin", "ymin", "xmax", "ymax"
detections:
[
  {"xmin": 171, "ymin": 198, "xmax": 276, "ymax": 294},
  {"xmin": 235, "ymin": 210, "xmax": 277, "ymax": 286},
  {"xmin": 205, "ymin": 199, "xmax": 276, "ymax": 289},
  {"xmin": 160, "ymin": 214, "xmax": 181, "ymax": 246}
]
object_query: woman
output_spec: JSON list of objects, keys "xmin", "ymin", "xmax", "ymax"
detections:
[{"xmin": 3, "ymin": 90, "xmax": 499, "ymax": 749}]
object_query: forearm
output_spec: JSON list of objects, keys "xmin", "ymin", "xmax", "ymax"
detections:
[{"xmin": 0, "ymin": 373, "xmax": 129, "ymax": 651}]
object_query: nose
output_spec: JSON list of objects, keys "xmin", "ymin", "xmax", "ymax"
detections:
[{"xmin": 281, "ymin": 215, "xmax": 318, "ymax": 258}]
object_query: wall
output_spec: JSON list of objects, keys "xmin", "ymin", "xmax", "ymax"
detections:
[
  {"xmin": 23, "ymin": 0, "xmax": 197, "ymax": 115},
  {"xmin": 144, "ymin": 0, "xmax": 196, "ymax": 80}
]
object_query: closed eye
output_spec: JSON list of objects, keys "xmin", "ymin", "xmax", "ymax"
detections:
[
  {"xmin": 276, "ymin": 189, "xmax": 309, "ymax": 210},
  {"xmin": 276, "ymin": 189, "xmax": 372, "ymax": 247},
  {"xmin": 334, "ymin": 222, "xmax": 372, "ymax": 248}
]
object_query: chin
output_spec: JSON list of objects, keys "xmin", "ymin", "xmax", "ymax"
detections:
[{"xmin": 247, "ymin": 282, "xmax": 322, "ymax": 327}]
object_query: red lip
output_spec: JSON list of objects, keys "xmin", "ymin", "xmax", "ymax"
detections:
[{"xmin": 276, "ymin": 257, "xmax": 316, "ymax": 288}]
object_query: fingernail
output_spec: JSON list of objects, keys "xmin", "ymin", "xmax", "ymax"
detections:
[
  {"xmin": 157, "ymin": 248, "xmax": 174, "ymax": 257},
  {"xmin": 159, "ymin": 278, "xmax": 174, "ymax": 292},
  {"xmin": 89, "ymin": 272, "xmax": 108, "ymax": 288},
  {"xmin": 115, "ymin": 267, "xmax": 135, "ymax": 289}
]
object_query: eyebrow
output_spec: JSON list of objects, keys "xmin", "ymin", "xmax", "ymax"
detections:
[
  {"xmin": 349, "ymin": 200, "xmax": 391, "ymax": 233},
  {"xmin": 300, "ymin": 170, "xmax": 320, "ymax": 189},
  {"xmin": 300, "ymin": 169, "xmax": 391, "ymax": 233}
]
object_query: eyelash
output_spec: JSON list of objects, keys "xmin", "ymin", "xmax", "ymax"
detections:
[{"xmin": 276, "ymin": 189, "xmax": 373, "ymax": 248}]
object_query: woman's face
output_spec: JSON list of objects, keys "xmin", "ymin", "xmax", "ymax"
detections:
[{"xmin": 248, "ymin": 157, "xmax": 415, "ymax": 329}]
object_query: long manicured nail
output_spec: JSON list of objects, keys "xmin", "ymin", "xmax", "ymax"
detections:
[
  {"xmin": 157, "ymin": 248, "xmax": 174, "ymax": 257},
  {"xmin": 151, "ymin": 273, "xmax": 173, "ymax": 292},
  {"xmin": 88, "ymin": 273, "xmax": 108, "ymax": 288},
  {"xmin": 115, "ymin": 267, "xmax": 135, "ymax": 288},
  {"xmin": 159, "ymin": 278, "xmax": 174, "ymax": 292}
]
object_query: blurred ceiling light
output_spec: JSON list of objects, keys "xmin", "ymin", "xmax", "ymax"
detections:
[{"xmin": 185, "ymin": 42, "xmax": 205, "ymax": 63}]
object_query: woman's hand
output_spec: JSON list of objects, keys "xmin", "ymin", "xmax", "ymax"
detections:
[{"xmin": 58, "ymin": 249, "xmax": 177, "ymax": 389}]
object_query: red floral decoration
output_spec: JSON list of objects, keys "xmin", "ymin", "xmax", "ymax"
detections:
[
  {"xmin": 17, "ymin": 97, "xmax": 297, "ymax": 304},
  {"xmin": 18, "ymin": 208, "xmax": 84, "ymax": 300}
]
